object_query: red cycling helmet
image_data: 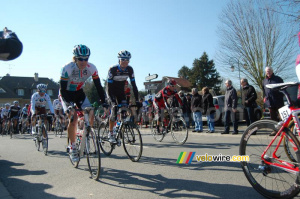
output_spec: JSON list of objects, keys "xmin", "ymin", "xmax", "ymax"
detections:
[{"xmin": 167, "ymin": 79, "xmax": 177, "ymax": 86}]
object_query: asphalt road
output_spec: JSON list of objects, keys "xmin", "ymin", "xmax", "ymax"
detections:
[{"xmin": 0, "ymin": 123, "xmax": 296, "ymax": 199}]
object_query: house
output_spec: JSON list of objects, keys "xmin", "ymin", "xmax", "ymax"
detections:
[
  {"xmin": 0, "ymin": 73, "xmax": 59, "ymax": 107},
  {"xmin": 154, "ymin": 76, "xmax": 192, "ymax": 93}
]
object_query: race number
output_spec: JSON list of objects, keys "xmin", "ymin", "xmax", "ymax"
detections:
[{"xmin": 279, "ymin": 105, "xmax": 291, "ymax": 121}]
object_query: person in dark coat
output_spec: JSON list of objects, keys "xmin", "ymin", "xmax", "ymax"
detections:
[
  {"xmin": 222, "ymin": 80, "xmax": 238, "ymax": 135},
  {"xmin": 241, "ymin": 78, "xmax": 257, "ymax": 126},
  {"xmin": 178, "ymin": 91, "xmax": 190, "ymax": 128},
  {"xmin": 263, "ymin": 66, "xmax": 284, "ymax": 122},
  {"xmin": 201, "ymin": 87, "xmax": 215, "ymax": 133},
  {"xmin": 191, "ymin": 88, "xmax": 203, "ymax": 132}
]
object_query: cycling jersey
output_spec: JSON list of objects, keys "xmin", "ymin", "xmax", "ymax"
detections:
[
  {"xmin": 31, "ymin": 92, "xmax": 54, "ymax": 114},
  {"xmin": 60, "ymin": 62, "xmax": 105, "ymax": 104},
  {"xmin": 107, "ymin": 64, "xmax": 138, "ymax": 103},
  {"xmin": 53, "ymin": 99, "xmax": 63, "ymax": 110},
  {"xmin": 21, "ymin": 107, "xmax": 28, "ymax": 116},
  {"xmin": 9, "ymin": 105, "xmax": 20, "ymax": 118},
  {"xmin": 154, "ymin": 87, "xmax": 183, "ymax": 109},
  {"xmin": 1, "ymin": 108, "xmax": 9, "ymax": 118}
]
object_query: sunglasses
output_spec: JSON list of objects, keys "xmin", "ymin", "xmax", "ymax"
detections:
[
  {"xmin": 77, "ymin": 57, "xmax": 89, "ymax": 61},
  {"xmin": 120, "ymin": 58, "xmax": 129, "ymax": 62}
]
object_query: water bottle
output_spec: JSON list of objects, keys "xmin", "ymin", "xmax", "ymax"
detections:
[{"xmin": 116, "ymin": 122, "xmax": 120, "ymax": 131}]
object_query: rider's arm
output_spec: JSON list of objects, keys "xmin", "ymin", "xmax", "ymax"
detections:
[
  {"xmin": 174, "ymin": 93, "xmax": 183, "ymax": 106},
  {"xmin": 31, "ymin": 94, "xmax": 36, "ymax": 114},
  {"xmin": 46, "ymin": 95, "xmax": 54, "ymax": 114},
  {"xmin": 107, "ymin": 67, "xmax": 115, "ymax": 103},
  {"xmin": 92, "ymin": 77, "xmax": 106, "ymax": 104},
  {"xmin": 128, "ymin": 67, "xmax": 139, "ymax": 101}
]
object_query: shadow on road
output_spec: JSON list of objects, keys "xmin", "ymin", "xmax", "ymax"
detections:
[{"xmin": 0, "ymin": 159, "xmax": 74, "ymax": 199}]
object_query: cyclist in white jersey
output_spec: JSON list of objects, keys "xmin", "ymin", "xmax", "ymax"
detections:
[
  {"xmin": 1, "ymin": 103, "xmax": 10, "ymax": 130},
  {"xmin": 53, "ymin": 97, "xmax": 64, "ymax": 128},
  {"xmin": 60, "ymin": 44, "xmax": 106, "ymax": 162},
  {"xmin": 31, "ymin": 84, "xmax": 54, "ymax": 135}
]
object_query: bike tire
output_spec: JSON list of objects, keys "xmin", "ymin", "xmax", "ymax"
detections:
[
  {"xmin": 283, "ymin": 119, "xmax": 299, "ymax": 162},
  {"xmin": 151, "ymin": 118, "xmax": 165, "ymax": 142},
  {"xmin": 35, "ymin": 136, "xmax": 40, "ymax": 151},
  {"xmin": 86, "ymin": 129, "xmax": 101, "ymax": 180},
  {"xmin": 98, "ymin": 122, "xmax": 113, "ymax": 156},
  {"xmin": 171, "ymin": 117, "xmax": 188, "ymax": 145},
  {"xmin": 10, "ymin": 123, "xmax": 13, "ymax": 139},
  {"xmin": 122, "ymin": 123, "xmax": 143, "ymax": 162},
  {"xmin": 240, "ymin": 119, "xmax": 300, "ymax": 199},
  {"xmin": 42, "ymin": 125, "xmax": 48, "ymax": 155}
]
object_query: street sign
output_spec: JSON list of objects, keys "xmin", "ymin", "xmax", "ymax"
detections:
[{"xmin": 145, "ymin": 74, "xmax": 158, "ymax": 81}]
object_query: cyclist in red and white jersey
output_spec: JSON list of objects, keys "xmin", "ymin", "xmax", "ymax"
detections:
[
  {"xmin": 60, "ymin": 44, "xmax": 106, "ymax": 162},
  {"xmin": 153, "ymin": 79, "xmax": 183, "ymax": 133},
  {"xmin": 31, "ymin": 84, "xmax": 54, "ymax": 136}
]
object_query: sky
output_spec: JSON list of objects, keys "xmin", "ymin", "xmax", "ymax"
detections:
[{"xmin": 2, "ymin": 0, "xmax": 246, "ymax": 91}]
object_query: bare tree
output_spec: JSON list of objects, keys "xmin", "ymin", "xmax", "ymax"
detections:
[{"xmin": 217, "ymin": 0, "xmax": 297, "ymax": 92}]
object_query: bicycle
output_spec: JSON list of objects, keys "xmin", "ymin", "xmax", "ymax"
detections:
[
  {"xmin": 151, "ymin": 107, "xmax": 188, "ymax": 145},
  {"xmin": 239, "ymin": 82, "xmax": 300, "ymax": 199},
  {"xmin": 54, "ymin": 114, "xmax": 64, "ymax": 138},
  {"xmin": 33, "ymin": 114, "xmax": 49, "ymax": 155},
  {"xmin": 9, "ymin": 117, "xmax": 18, "ymax": 139},
  {"xmin": 98, "ymin": 103, "xmax": 143, "ymax": 162},
  {"xmin": 19, "ymin": 116, "xmax": 29, "ymax": 134},
  {"xmin": 2, "ymin": 119, "xmax": 10, "ymax": 136},
  {"xmin": 67, "ymin": 104, "xmax": 101, "ymax": 180}
]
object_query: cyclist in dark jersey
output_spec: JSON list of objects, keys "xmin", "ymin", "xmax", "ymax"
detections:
[
  {"xmin": 0, "ymin": 27, "xmax": 23, "ymax": 61},
  {"xmin": 106, "ymin": 50, "xmax": 139, "ymax": 143},
  {"xmin": 8, "ymin": 101, "xmax": 21, "ymax": 133}
]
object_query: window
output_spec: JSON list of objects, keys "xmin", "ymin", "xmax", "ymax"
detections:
[
  {"xmin": 47, "ymin": 89, "xmax": 53, "ymax": 96},
  {"xmin": 17, "ymin": 89, "xmax": 24, "ymax": 96}
]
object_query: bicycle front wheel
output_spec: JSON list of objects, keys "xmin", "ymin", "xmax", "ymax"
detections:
[
  {"xmin": 151, "ymin": 118, "xmax": 165, "ymax": 142},
  {"xmin": 122, "ymin": 123, "xmax": 143, "ymax": 162},
  {"xmin": 240, "ymin": 119, "xmax": 300, "ymax": 199},
  {"xmin": 86, "ymin": 129, "xmax": 101, "ymax": 180},
  {"xmin": 98, "ymin": 122, "xmax": 113, "ymax": 156},
  {"xmin": 171, "ymin": 117, "xmax": 188, "ymax": 145},
  {"xmin": 42, "ymin": 125, "xmax": 48, "ymax": 155}
]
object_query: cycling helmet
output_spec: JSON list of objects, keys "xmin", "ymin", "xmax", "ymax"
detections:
[
  {"xmin": 73, "ymin": 44, "xmax": 90, "ymax": 57},
  {"xmin": 37, "ymin": 84, "xmax": 47, "ymax": 92},
  {"xmin": 25, "ymin": 104, "xmax": 29, "ymax": 107},
  {"xmin": 5, "ymin": 103, "xmax": 10, "ymax": 106},
  {"xmin": 13, "ymin": 101, "xmax": 19, "ymax": 104},
  {"xmin": 118, "ymin": 50, "xmax": 131, "ymax": 59},
  {"xmin": 167, "ymin": 79, "xmax": 177, "ymax": 86}
]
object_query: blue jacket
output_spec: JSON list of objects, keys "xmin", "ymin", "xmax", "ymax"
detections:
[{"xmin": 263, "ymin": 74, "xmax": 284, "ymax": 108}]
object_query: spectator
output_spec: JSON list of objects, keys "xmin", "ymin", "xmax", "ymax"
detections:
[
  {"xmin": 191, "ymin": 88, "xmax": 203, "ymax": 133},
  {"xmin": 202, "ymin": 87, "xmax": 215, "ymax": 133},
  {"xmin": 186, "ymin": 94, "xmax": 193, "ymax": 128},
  {"xmin": 0, "ymin": 27, "xmax": 23, "ymax": 61},
  {"xmin": 241, "ymin": 78, "xmax": 258, "ymax": 126},
  {"xmin": 221, "ymin": 80, "xmax": 238, "ymax": 135},
  {"xmin": 178, "ymin": 91, "xmax": 190, "ymax": 128},
  {"xmin": 263, "ymin": 66, "xmax": 284, "ymax": 122},
  {"xmin": 263, "ymin": 66, "xmax": 284, "ymax": 136}
]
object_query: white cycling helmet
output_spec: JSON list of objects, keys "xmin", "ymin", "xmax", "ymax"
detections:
[
  {"xmin": 37, "ymin": 84, "xmax": 47, "ymax": 92},
  {"xmin": 5, "ymin": 103, "xmax": 10, "ymax": 106},
  {"xmin": 73, "ymin": 44, "xmax": 90, "ymax": 57},
  {"xmin": 118, "ymin": 50, "xmax": 131, "ymax": 59},
  {"xmin": 13, "ymin": 101, "xmax": 19, "ymax": 104}
]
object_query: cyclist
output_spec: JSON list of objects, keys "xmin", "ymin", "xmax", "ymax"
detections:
[
  {"xmin": 20, "ymin": 104, "xmax": 30, "ymax": 133},
  {"xmin": 153, "ymin": 79, "xmax": 183, "ymax": 134},
  {"xmin": 60, "ymin": 44, "xmax": 106, "ymax": 162},
  {"xmin": 0, "ymin": 27, "xmax": 23, "ymax": 61},
  {"xmin": 106, "ymin": 50, "xmax": 139, "ymax": 143},
  {"xmin": 53, "ymin": 96, "xmax": 64, "ymax": 129},
  {"xmin": 1, "ymin": 103, "xmax": 10, "ymax": 133},
  {"xmin": 8, "ymin": 101, "xmax": 21, "ymax": 134},
  {"xmin": 30, "ymin": 84, "xmax": 54, "ymax": 137}
]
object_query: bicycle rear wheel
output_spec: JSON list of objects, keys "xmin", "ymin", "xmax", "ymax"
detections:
[
  {"xmin": 122, "ymin": 123, "xmax": 143, "ymax": 162},
  {"xmin": 171, "ymin": 117, "xmax": 188, "ymax": 145},
  {"xmin": 98, "ymin": 122, "xmax": 113, "ymax": 156},
  {"xmin": 240, "ymin": 119, "xmax": 300, "ymax": 199},
  {"xmin": 151, "ymin": 118, "xmax": 165, "ymax": 142},
  {"xmin": 86, "ymin": 129, "xmax": 101, "ymax": 180},
  {"xmin": 42, "ymin": 125, "xmax": 48, "ymax": 155}
]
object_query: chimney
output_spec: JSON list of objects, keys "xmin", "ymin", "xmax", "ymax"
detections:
[{"xmin": 34, "ymin": 73, "xmax": 38, "ymax": 82}]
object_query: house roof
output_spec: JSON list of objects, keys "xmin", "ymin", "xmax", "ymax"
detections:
[
  {"xmin": 0, "ymin": 75, "xmax": 59, "ymax": 99},
  {"xmin": 164, "ymin": 76, "xmax": 192, "ymax": 88}
]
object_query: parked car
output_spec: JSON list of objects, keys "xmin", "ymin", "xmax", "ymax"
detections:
[{"xmin": 202, "ymin": 95, "xmax": 263, "ymax": 125}]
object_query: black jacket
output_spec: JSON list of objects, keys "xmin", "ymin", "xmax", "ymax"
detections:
[
  {"xmin": 202, "ymin": 92, "xmax": 215, "ymax": 115},
  {"xmin": 191, "ymin": 93, "xmax": 202, "ymax": 112},
  {"xmin": 263, "ymin": 74, "xmax": 284, "ymax": 108},
  {"xmin": 241, "ymin": 84, "xmax": 257, "ymax": 107}
]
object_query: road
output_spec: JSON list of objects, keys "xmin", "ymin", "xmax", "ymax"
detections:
[{"xmin": 0, "ymin": 124, "xmax": 288, "ymax": 199}]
